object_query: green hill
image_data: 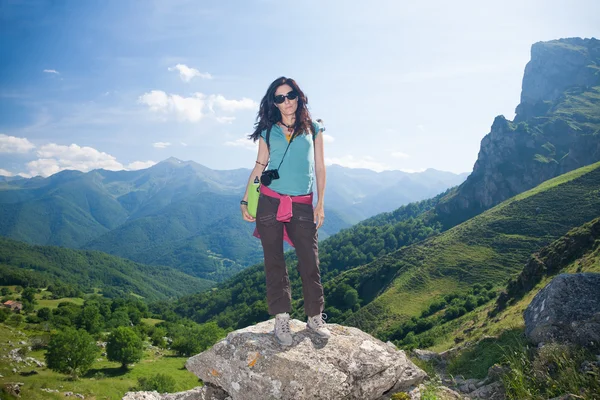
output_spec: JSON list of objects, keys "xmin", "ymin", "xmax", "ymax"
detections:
[
  {"xmin": 338, "ymin": 160, "xmax": 600, "ymax": 336},
  {"xmin": 0, "ymin": 237, "xmax": 215, "ymax": 301},
  {"xmin": 83, "ymin": 191, "xmax": 263, "ymax": 281}
]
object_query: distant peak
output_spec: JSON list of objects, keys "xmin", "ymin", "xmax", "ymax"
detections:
[
  {"xmin": 162, "ymin": 157, "xmax": 185, "ymax": 164},
  {"xmin": 154, "ymin": 157, "xmax": 208, "ymax": 171}
]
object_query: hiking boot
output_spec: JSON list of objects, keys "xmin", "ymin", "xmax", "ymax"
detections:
[
  {"xmin": 274, "ymin": 312, "xmax": 293, "ymax": 346},
  {"xmin": 306, "ymin": 313, "xmax": 331, "ymax": 338}
]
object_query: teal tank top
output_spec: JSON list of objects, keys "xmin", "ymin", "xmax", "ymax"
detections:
[{"xmin": 260, "ymin": 120, "xmax": 324, "ymax": 196}]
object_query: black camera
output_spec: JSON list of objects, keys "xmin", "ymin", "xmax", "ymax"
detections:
[{"xmin": 260, "ymin": 169, "xmax": 280, "ymax": 186}]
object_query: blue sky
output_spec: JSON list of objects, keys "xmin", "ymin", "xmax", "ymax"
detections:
[{"xmin": 1, "ymin": 0, "xmax": 599, "ymax": 178}]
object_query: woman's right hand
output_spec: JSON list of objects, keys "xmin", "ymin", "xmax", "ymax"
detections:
[{"xmin": 241, "ymin": 204, "xmax": 256, "ymax": 222}]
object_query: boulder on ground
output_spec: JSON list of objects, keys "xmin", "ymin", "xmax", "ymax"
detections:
[
  {"xmin": 524, "ymin": 273, "xmax": 600, "ymax": 349},
  {"xmin": 184, "ymin": 318, "xmax": 426, "ymax": 400}
]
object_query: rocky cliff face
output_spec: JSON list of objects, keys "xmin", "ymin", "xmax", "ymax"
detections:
[
  {"xmin": 517, "ymin": 37, "xmax": 600, "ymax": 119},
  {"xmin": 435, "ymin": 37, "xmax": 600, "ymax": 227}
]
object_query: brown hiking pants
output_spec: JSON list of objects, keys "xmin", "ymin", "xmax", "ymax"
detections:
[{"xmin": 255, "ymin": 192, "xmax": 325, "ymax": 317}]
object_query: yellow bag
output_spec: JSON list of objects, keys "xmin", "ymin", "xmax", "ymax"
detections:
[{"xmin": 247, "ymin": 177, "xmax": 260, "ymax": 218}]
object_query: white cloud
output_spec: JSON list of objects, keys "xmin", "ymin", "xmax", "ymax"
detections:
[
  {"xmin": 417, "ymin": 125, "xmax": 425, "ymax": 132},
  {"xmin": 153, "ymin": 142, "xmax": 172, "ymax": 149},
  {"xmin": 0, "ymin": 134, "xmax": 35, "ymax": 153},
  {"xmin": 138, "ymin": 90, "xmax": 257, "ymax": 123},
  {"xmin": 399, "ymin": 168, "xmax": 427, "ymax": 173},
  {"xmin": 224, "ymin": 137, "xmax": 257, "ymax": 151},
  {"xmin": 138, "ymin": 90, "xmax": 205, "ymax": 122},
  {"xmin": 168, "ymin": 64, "xmax": 212, "ymax": 82},
  {"xmin": 391, "ymin": 151, "xmax": 410, "ymax": 158},
  {"xmin": 5, "ymin": 139, "xmax": 154, "ymax": 177},
  {"xmin": 43, "ymin": 69, "xmax": 59, "ymax": 74},
  {"xmin": 180, "ymin": 142, "xmax": 188, "ymax": 147},
  {"xmin": 127, "ymin": 160, "xmax": 156, "ymax": 170},
  {"xmin": 207, "ymin": 94, "xmax": 258, "ymax": 113},
  {"xmin": 28, "ymin": 143, "xmax": 124, "ymax": 177},
  {"xmin": 325, "ymin": 155, "xmax": 390, "ymax": 172},
  {"xmin": 323, "ymin": 134, "xmax": 334, "ymax": 143}
]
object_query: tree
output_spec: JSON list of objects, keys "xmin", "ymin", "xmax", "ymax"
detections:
[
  {"xmin": 464, "ymin": 295, "xmax": 478, "ymax": 312},
  {"xmin": 128, "ymin": 308, "xmax": 142, "ymax": 325},
  {"xmin": 45, "ymin": 327, "xmax": 99, "ymax": 379},
  {"xmin": 21, "ymin": 287, "xmax": 37, "ymax": 303},
  {"xmin": 150, "ymin": 327, "xmax": 167, "ymax": 348},
  {"xmin": 343, "ymin": 288, "xmax": 360, "ymax": 309},
  {"xmin": 106, "ymin": 326, "xmax": 143, "ymax": 369},
  {"xmin": 108, "ymin": 309, "xmax": 131, "ymax": 329},
  {"xmin": 1, "ymin": 287, "xmax": 10, "ymax": 296},
  {"xmin": 76, "ymin": 305, "xmax": 103, "ymax": 334},
  {"xmin": 52, "ymin": 302, "xmax": 81, "ymax": 326},
  {"xmin": 401, "ymin": 332, "xmax": 418, "ymax": 350},
  {"xmin": 21, "ymin": 300, "xmax": 36, "ymax": 314},
  {"xmin": 0, "ymin": 308, "xmax": 10, "ymax": 323},
  {"xmin": 37, "ymin": 307, "xmax": 52, "ymax": 321}
]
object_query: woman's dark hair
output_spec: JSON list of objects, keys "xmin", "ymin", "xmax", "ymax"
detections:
[{"xmin": 248, "ymin": 76, "xmax": 315, "ymax": 142}]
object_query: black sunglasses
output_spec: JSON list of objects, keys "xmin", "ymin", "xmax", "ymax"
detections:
[{"xmin": 274, "ymin": 90, "xmax": 298, "ymax": 104}]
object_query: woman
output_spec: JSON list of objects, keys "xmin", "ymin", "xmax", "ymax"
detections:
[{"xmin": 240, "ymin": 76, "xmax": 330, "ymax": 346}]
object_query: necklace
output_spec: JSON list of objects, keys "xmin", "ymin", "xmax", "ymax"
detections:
[{"xmin": 280, "ymin": 121, "xmax": 294, "ymax": 134}]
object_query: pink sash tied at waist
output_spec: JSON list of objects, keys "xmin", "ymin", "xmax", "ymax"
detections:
[{"xmin": 252, "ymin": 184, "xmax": 313, "ymax": 248}]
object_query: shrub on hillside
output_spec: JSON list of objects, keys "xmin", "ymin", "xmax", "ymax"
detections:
[
  {"xmin": 135, "ymin": 373, "xmax": 176, "ymax": 393},
  {"xmin": 6, "ymin": 313, "xmax": 24, "ymax": 327},
  {"xmin": 150, "ymin": 327, "xmax": 168, "ymax": 348},
  {"xmin": 170, "ymin": 322, "xmax": 226, "ymax": 357},
  {"xmin": 25, "ymin": 313, "xmax": 41, "ymax": 323},
  {"xmin": 31, "ymin": 334, "xmax": 51, "ymax": 350},
  {"xmin": 37, "ymin": 307, "xmax": 51, "ymax": 321},
  {"xmin": 0, "ymin": 307, "xmax": 10, "ymax": 323}
]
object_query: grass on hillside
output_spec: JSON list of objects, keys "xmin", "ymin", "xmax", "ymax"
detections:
[
  {"xmin": 340, "ymin": 161, "xmax": 600, "ymax": 337},
  {"xmin": 398, "ymin": 229, "xmax": 600, "ymax": 398}
]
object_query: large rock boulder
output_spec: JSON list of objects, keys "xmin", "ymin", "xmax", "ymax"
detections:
[
  {"xmin": 524, "ymin": 273, "xmax": 600, "ymax": 349},
  {"xmin": 185, "ymin": 318, "xmax": 426, "ymax": 400}
]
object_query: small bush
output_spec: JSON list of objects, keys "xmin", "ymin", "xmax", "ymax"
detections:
[
  {"xmin": 136, "ymin": 373, "xmax": 176, "ymax": 393},
  {"xmin": 25, "ymin": 314, "xmax": 41, "ymax": 324},
  {"xmin": 30, "ymin": 335, "xmax": 51, "ymax": 350},
  {"xmin": 390, "ymin": 392, "xmax": 411, "ymax": 400}
]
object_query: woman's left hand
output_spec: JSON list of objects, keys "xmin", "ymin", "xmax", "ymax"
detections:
[{"xmin": 314, "ymin": 203, "xmax": 325, "ymax": 229}]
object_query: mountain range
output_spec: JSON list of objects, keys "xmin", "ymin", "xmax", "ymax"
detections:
[{"xmin": 0, "ymin": 161, "xmax": 466, "ymax": 283}]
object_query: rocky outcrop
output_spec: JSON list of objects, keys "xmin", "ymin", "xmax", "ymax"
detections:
[
  {"xmin": 435, "ymin": 37, "xmax": 600, "ymax": 228},
  {"xmin": 517, "ymin": 38, "xmax": 600, "ymax": 120},
  {"xmin": 410, "ymin": 345, "xmax": 509, "ymax": 400},
  {"xmin": 183, "ymin": 318, "xmax": 426, "ymax": 400},
  {"xmin": 524, "ymin": 273, "xmax": 600, "ymax": 349},
  {"xmin": 123, "ymin": 384, "xmax": 230, "ymax": 400}
]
